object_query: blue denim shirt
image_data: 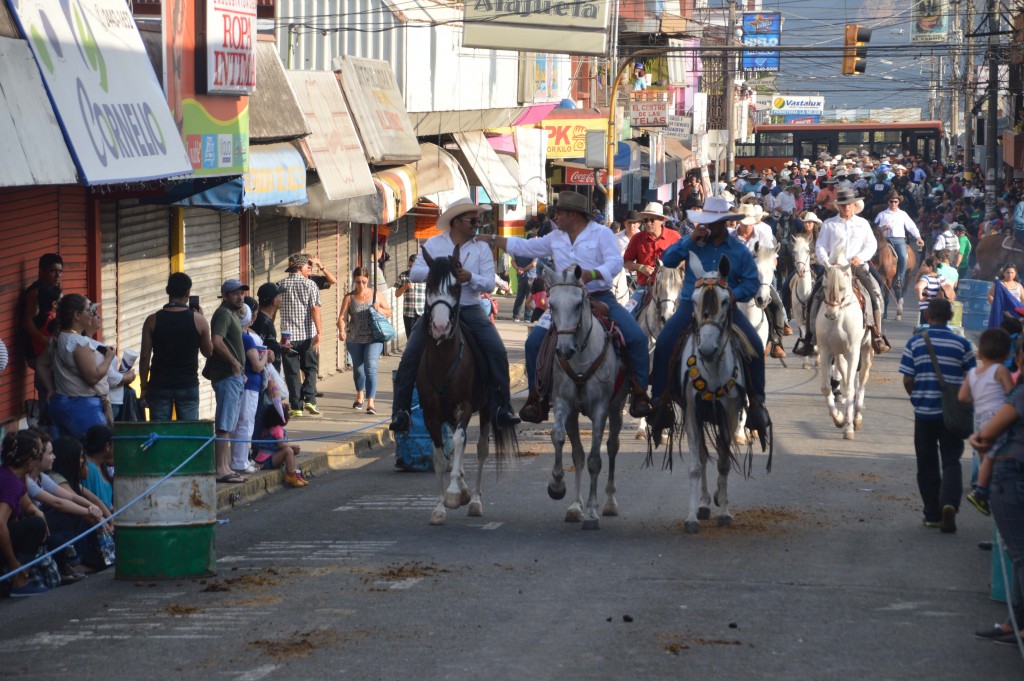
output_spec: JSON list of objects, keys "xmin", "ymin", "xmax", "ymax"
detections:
[{"xmin": 661, "ymin": 233, "xmax": 760, "ymax": 304}]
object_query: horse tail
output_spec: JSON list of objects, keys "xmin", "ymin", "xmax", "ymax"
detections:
[{"xmin": 490, "ymin": 418, "xmax": 519, "ymax": 466}]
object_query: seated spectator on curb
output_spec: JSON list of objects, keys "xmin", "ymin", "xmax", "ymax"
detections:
[
  {"xmin": 0, "ymin": 430, "xmax": 49, "ymax": 597},
  {"xmin": 25, "ymin": 428, "xmax": 100, "ymax": 581},
  {"xmin": 82, "ymin": 425, "xmax": 114, "ymax": 511},
  {"xmin": 254, "ymin": 408, "xmax": 307, "ymax": 488}
]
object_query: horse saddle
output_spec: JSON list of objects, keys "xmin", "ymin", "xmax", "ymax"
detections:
[{"xmin": 1000, "ymin": 235, "xmax": 1024, "ymax": 253}]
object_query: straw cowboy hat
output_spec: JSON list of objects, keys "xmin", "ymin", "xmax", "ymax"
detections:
[
  {"xmin": 833, "ymin": 188, "xmax": 865, "ymax": 213},
  {"xmin": 740, "ymin": 192, "xmax": 760, "ymax": 204},
  {"xmin": 436, "ymin": 197, "xmax": 490, "ymax": 231},
  {"xmin": 687, "ymin": 196, "xmax": 742, "ymax": 225},
  {"xmin": 736, "ymin": 203, "xmax": 765, "ymax": 225},
  {"xmin": 800, "ymin": 211, "xmax": 823, "ymax": 225},
  {"xmin": 637, "ymin": 201, "xmax": 667, "ymax": 220}
]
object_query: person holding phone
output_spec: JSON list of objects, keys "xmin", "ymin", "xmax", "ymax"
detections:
[{"xmin": 139, "ymin": 273, "xmax": 214, "ymax": 421}]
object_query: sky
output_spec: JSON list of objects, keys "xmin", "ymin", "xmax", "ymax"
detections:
[{"xmin": 720, "ymin": 0, "xmax": 970, "ymax": 112}]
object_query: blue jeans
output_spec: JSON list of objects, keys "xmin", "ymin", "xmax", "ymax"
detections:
[
  {"xmin": 512, "ymin": 273, "xmax": 534, "ymax": 319},
  {"xmin": 525, "ymin": 289, "xmax": 649, "ymax": 391},
  {"xmin": 347, "ymin": 340, "xmax": 384, "ymax": 397},
  {"xmin": 49, "ymin": 394, "xmax": 106, "ymax": 441},
  {"xmin": 650, "ymin": 298, "xmax": 764, "ymax": 402},
  {"xmin": 629, "ymin": 285, "xmax": 648, "ymax": 320},
  {"xmin": 991, "ymin": 459, "xmax": 1024, "ymax": 623},
  {"xmin": 213, "ymin": 375, "xmax": 245, "ymax": 433},
  {"xmin": 913, "ymin": 417, "xmax": 963, "ymax": 521},
  {"xmin": 888, "ymin": 237, "xmax": 908, "ymax": 304},
  {"xmin": 147, "ymin": 385, "xmax": 200, "ymax": 421}
]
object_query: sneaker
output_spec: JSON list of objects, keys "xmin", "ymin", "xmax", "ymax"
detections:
[
  {"xmin": 993, "ymin": 631, "xmax": 1023, "ymax": 646},
  {"xmin": 289, "ymin": 409, "xmax": 304, "ymax": 418},
  {"xmin": 284, "ymin": 472, "xmax": 308, "ymax": 488},
  {"xmin": 304, "ymin": 402, "xmax": 321, "ymax": 416},
  {"xmin": 233, "ymin": 464, "xmax": 257, "ymax": 475},
  {"xmin": 966, "ymin": 491, "xmax": 991, "ymax": 516},
  {"xmin": 939, "ymin": 504, "xmax": 957, "ymax": 533},
  {"xmin": 975, "ymin": 624, "xmax": 1013, "ymax": 640},
  {"xmin": 922, "ymin": 519, "xmax": 940, "ymax": 528},
  {"xmin": 10, "ymin": 582, "xmax": 48, "ymax": 597}
]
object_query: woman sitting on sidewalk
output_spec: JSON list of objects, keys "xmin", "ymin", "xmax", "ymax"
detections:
[{"xmin": 0, "ymin": 430, "xmax": 49, "ymax": 597}]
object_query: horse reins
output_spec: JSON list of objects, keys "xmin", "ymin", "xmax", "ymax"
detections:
[{"xmin": 549, "ymin": 280, "xmax": 612, "ymax": 392}]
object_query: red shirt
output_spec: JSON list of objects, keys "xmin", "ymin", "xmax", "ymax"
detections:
[{"xmin": 623, "ymin": 227, "xmax": 681, "ymax": 286}]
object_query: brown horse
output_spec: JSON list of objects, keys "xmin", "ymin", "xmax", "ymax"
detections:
[
  {"xmin": 418, "ymin": 245, "xmax": 517, "ymax": 525},
  {"xmin": 973, "ymin": 233, "xmax": 1024, "ymax": 281},
  {"xmin": 871, "ymin": 226, "xmax": 918, "ymax": 320}
]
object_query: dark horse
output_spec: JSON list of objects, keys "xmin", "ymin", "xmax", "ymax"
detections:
[
  {"xmin": 418, "ymin": 245, "xmax": 517, "ymax": 525},
  {"xmin": 871, "ymin": 226, "xmax": 918, "ymax": 320},
  {"xmin": 974, "ymin": 232, "xmax": 1024, "ymax": 282}
]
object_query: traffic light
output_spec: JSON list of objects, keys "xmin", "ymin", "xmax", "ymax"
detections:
[{"xmin": 842, "ymin": 24, "xmax": 872, "ymax": 75}]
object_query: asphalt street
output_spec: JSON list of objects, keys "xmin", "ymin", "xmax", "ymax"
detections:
[{"xmin": 0, "ymin": 309, "xmax": 1021, "ymax": 680}]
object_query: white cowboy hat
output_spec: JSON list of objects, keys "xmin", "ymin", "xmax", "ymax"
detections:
[
  {"xmin": 720, "ymin": 190, "xmax": 736, "ymax": 204},
  {"xmin": 736, "ymin": 203, "xmax": 764, "ymax": 225},
  {"xmin": 436, "ymin": 197, "xmax": 490, "ymax": 231},
  {"xmin": 801, "ymin": 211, "xmax": 823, "ymax": 225},
  {"xmin": 687, "ymin": 196, "xmax": 742, "ymax": 225},
  {"xmin": 740, "ymin": 192, "xmax": 759, "ymax": 204},
  {"xmin": 637, "ymin": 201, "xmax": 666, "ymax": 219}
]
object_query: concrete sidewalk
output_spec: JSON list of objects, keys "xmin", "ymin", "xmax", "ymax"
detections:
[{"xmin": 216, "ymin": 315, "xmax": 530, "ymax": 511}]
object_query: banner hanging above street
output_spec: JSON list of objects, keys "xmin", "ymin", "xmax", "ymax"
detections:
[
  {"xmin": 911, "ymin": 0, "xmax": 948, "ymax": 44},
  {"xmin": 742, "ymin": 12, "xmax": 781, "ymax": 73},
  {"xmin": 462, "ymin": 0, "xmax": 611, "ymax": 56},
  {"xmin": 11, "ymin": 0, "xmax": 192, "ymax": 184}
]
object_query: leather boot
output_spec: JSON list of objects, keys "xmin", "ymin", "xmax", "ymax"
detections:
[
  {"xmin": 745, "ymin": 397, "xmax": 771, "ymax": 452},
  {"xmin": 389, "ymin": 410, "xmax": 411, "ymax": 433},
  {"xmin": 495, "ymin": 404, "xmax": 522, "ymax": 428},
  {"xmin": 783, "ymin": 323, "xmax": 794, "ymax": 336},
  {"xmin": 629, "ymin": 387, "xmax": 654, "ymax": 418},
  {"xmin": 519, "ymin": 391, "xmax": 548, "ymax": 424},
  {"xmin": 871, "ymin": 327, "xmax": 892, "ymax": 354},
  {"xmin": 792, "ymin": 334, "xmax": 815, "ymax": 357},
  {"xmin": 649, "ymin": 398, "xmax": 675, "ymax": 447},
  {"xmin": 769, "ymin": 342, "xmax": 787, "ymax": 359}
]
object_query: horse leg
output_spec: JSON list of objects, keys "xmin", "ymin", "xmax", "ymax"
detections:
[
  {"xmin": 684, "ymin": 409, "xmax": 704, "ymax": 534},
  {"xmin": 444, "ymin": 422, "xmax": 470, "ymax": 509},
  {"xmin": 603, "ymin": 400, "xmax": 623, "ymax": 517},
  {"xmin": 548, "ymin": 401, "xmax": 568, "ymax": 501},
  {"xmin": 820, "ymin": 349, "xmax": 843, "ymax": 427},
  {"xmin": 842, "ymin": 349, "xmax": 859, "ymax": 440},
  {"xmin": 582, "ymin": 406, "xmax": 608, "ymax": 530},
  {"xmin": 635, "ymin": 415, "xmax": 647, "ymax": 440},
  {"xmin": 715, "ymin": 429, "xmax": 733, "ymax": 527},
  {"xmin": 468, "ymin": 418, "xmax": 489, "ymax": 517},
  {"xmin": 429, "ymin": 445, "xmax": 448, "ymax": 525},
  {"xmin": 566, "ymin": 411, "xmax": 587, "ymax": 524},
  {"xmin": 854, "ymin": 342, "xmax": 873, "ymax": 431}
]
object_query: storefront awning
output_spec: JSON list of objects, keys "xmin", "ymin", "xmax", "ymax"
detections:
[
  {"xmin": 250, "ymin": 39, "xmax": 310, "ymax": 143},
  {"xmin": 0, "ymin": 37, "xmax": 77, "ymax": 186},
  {"xmin": 286, "ymin": 70, "xmax": 375, "ymax": 202},
  {"xmin": 665, "ymin": 137, "xmax": 698, "ymax": 172},
  {"xmin": 410, "ymin": 107, "xmax": 531, "ymax": 136},
  {"xmin": 512, "ymin": 103, "xmax": 559, "ymax": 127},
  {"xmin": 337, "ymin": 56, "xmax": 421, "ymax": 164},
  {"xmin": 175, "ymin": 142, "xmax": 307, "ymax": 212},
  {"xmin": 452, "ymin": 131, "xmax": 520, "ymax": 204}
]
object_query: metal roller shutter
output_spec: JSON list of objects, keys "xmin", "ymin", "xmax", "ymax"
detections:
[
  {"xmin": 305, "ymin": 219, "xmax": 341, "ymax": 375},
  {"xmin": 250, "ymin": 214, "xmax": 291, "ymax": 288}
]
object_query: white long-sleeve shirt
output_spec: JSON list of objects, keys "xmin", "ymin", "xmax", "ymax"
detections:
[
  {"xmin": 411, "ymin": 232, "xmax": 495, "ymax": 307},
  {"xmin": 874, "ymin": 208, "xmax": 921, "ymax": 240},
  {"xmin": 816, "ymin": 214, "xmax": 877, "ymax": 265},
  {"xmin": 776, "ymin": 191, "xmax": 797, "ymax": 214},
  {"xmin": 504, "ymin": 221, "xmax": 623, "ymax": 294}
]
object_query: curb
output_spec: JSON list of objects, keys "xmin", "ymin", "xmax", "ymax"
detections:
[{"xmin": 216, "ymin": 360, "xmax": 527, "ymax": 513}]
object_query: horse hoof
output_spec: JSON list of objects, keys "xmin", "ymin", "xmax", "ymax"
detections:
[
  {"xmin": 565, "ymin": 508, "xmax": 582, "ymax": 523},
  {"xmin": 854, "ymin": 416, "xmax": 863, "ymax": 431},
  {"xmin": 843, "ymin": 430, "xmax": 856, "ymax": 440},
  {"xmin": 548, "ymin": 482, "xmax": 566, "ymax": 500},
  {"xmin": 429, "ymin": 509, "xmax": 447, "ymax": 525},
  {"xmin": 444, "ymin": 492, "xmax": 462, "ymax": 509},
  {"xmin": 582, "ymin": 518, "xmax": 600, "ymax": 531},
  {"xmin": 895, "ymin": 314, "xmax": 902, "ymax": 321},
  {"xmin": 697, "ymin": 507, "xmax": 711, "ymax": 520},
  {"xmin": 635, "ymin": 431, "xmax": 647, "ymax": 440},
  {"xmin": 468, "ymin": 501, "xmax": 483, "ymax": 517},
  {"xmin": 717, "ymin": 515, "xmax": 732, "ymax": 527},
  {"xmin": 684, "ymin": 521, "xmax": 700, "ymax": 534},
  {"xmin": 831, "ymin": 414, "xmax": 844, "ymax": 428},
  {"xmin": 602, "ymin": 501, "xmax": 619, "ymax": 517},
  {"xmin": 460, "ymin": 489, "xmax": 472, "ymax": 507}
]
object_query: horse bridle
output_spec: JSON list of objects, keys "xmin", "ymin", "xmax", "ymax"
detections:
[
  {"xmin": 823, "ymin": 266, "xmax": 855, "ymax": 318},
  {"xmin": 425, "ymin": 272, "xmax": 463, "ymax": 343},
  {"xmin": 692, "ymin": 277, "xmax": 734, "ymax": 363},
  {"xmin": 549, "ymin": 280, "xmax": 595, "ymax": 354},
  {"xmin": 647, "ymin": 270, "xmax": 677, "ymax": 320},
  {"xmin": 549, "ymin": 279, "xmax": 611, "ymax": 391}
]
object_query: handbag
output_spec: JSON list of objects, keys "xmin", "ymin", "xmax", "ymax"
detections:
[
  {"xmin": 920, "ymin": 330, "xmax": 974, "ymax": 438},
  {"xmin": 369, "ymin": 292, "xmax": 397, "ymax": 343}
]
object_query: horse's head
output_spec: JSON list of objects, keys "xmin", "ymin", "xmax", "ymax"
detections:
[
  {"xmin": 689, "ymin": 253, "xmax": 733, "ymax": 360},
  {"xmin": 752, "ymin": 241, "xmax": 780, "ymax": 309},
  {"xmin": 543, "ymin": 263, "xmax": 588, "ymax": 360},
  {"xmin": 651, "ymin": 259, "xmax": 683, "ymax": 324},
  {"xmin": 791, "ymin": 234, "xmax": 812, "ymax": 278},
  {"xmin": 822, "ymin": 248, "xmax": 854, "ymax": 321},
  {"xmin": 423, "ymin": 244, "xmax": 462, "ymax": 341}
]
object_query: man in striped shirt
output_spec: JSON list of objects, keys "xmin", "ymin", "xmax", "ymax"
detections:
[{"xmin": 899, "ymin": 299, "xmax": 976, "ymax": 533}]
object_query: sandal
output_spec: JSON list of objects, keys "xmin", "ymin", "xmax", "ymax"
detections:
[
  {"xmin": 216, "ymin": 473, "xmax": 246, "ymax": 484},
  {"xmin": 352, "ymin": 401, "xmax": 364, "ymax": 410}
]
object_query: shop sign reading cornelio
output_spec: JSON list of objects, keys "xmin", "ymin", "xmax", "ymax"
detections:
[{"xmin": 463, "ymin": 0, "xmax": 611, "ymax": 55}]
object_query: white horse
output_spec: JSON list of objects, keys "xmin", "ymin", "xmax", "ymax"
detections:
[
  {"xmin": 635, "ymin": 263, "xmax": 684, "ymax": 439},
  {"xmin": 739, "ymin": 241, "xmax": 778, "ymax": 353},
  {"xmin": 672, "ymin": 253, "xmax": 752, "ymax": 534},
  {"xmin": 816, "ymin": 250, "xmax": 874, "ymax": 440},
  {"xmin": 789, "ymin": 234, "xmax": 819, "ymax": 369},
  {"xmin": 544, "ymin": 265, "xmax": 628, "ymax": 530}
]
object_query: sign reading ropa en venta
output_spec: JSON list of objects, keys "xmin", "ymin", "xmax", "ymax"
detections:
[
  {"xmin": 9, "ymin": 0, "xmax": 192, "ymax": 184},
  {"xmin": 204, "ymin": 0, "xmax": 257, "ymax": 94},
  {"xmin": 463, "ymin": 0, "xmax": 611, "ymax": 56}
]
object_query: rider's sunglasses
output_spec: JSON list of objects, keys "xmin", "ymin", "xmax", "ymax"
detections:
[{"xmin": 642, "ymin": 218, "xmax": 656, "ymax": 223}]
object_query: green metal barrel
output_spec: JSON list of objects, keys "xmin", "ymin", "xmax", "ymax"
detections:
[{"xmin": 113, "ymin": 421, "xmax": 217, "ymax": 580}]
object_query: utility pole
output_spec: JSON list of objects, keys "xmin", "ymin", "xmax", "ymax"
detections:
[
  {"xmin": 985, "ymin": 0, "xmax": 1000, "ymax": 216},
  {"xmin": 724, "ymin": 0, "xmax": 738, "ymax": 180},
  {"xmin": 950, "ymin": 0, "xmax": 960, "ymax": 153},
  {"xmin": 965, "ymin": 0, "xmax": 976, "ymax": 179}
]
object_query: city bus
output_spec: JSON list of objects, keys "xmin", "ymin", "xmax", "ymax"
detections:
[{"xmin": 736, "ymin": 121, "xmax": 946, "ymax": 172}]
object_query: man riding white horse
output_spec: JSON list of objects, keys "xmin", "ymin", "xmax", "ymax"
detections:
[
  {"xmin": 390, "ymin": 198, "xmax": 521, "ymax": 433},
  {"xmin": 623, "ymin": 201, "xmax": 681, "ymax": 319},
  {"xmin": 649, "ymin": 196, "xmax": 772, "ymax": 446},
  {"xmin": 794, "ymin": 188, "xmax": 891, "ymax": 357},
  {"xmin": 493, "ymin": 191, "xmax": 654, "ymax": 422}
]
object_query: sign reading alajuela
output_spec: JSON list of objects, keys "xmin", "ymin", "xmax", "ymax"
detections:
[{"xmin": 463, "ymin": 0, "xmax": 611, "ymax": 56}]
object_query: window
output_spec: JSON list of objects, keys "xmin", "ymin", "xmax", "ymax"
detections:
[
  {"xmin": 758, "ymin": 132, "xmax": 793, "ymax": 144},
  {"xmin": 838, "ymin": 131, "xmax": 869, "ymax": 144},
  {"xmin": 760, "ymin": 144, "xmax": 793, "ymax": 157},
  {"xmin": 874, "ymin": 130, "xmax": 901, "ymax": 143}
]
